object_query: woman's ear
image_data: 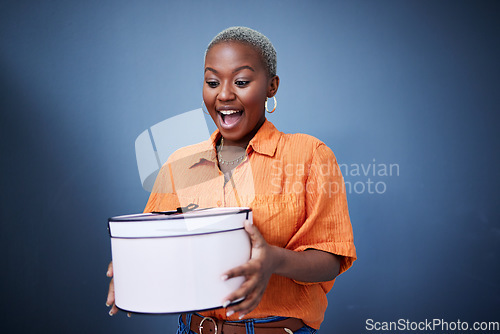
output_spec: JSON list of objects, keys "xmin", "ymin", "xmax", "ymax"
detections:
[{"xmin": 267, "ymin": 75, "xmax": 280, "ymax": 97}]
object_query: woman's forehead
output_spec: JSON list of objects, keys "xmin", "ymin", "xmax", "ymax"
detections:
[{"xmin": 205, "ymin": 42, "xmax": 266, "ymax": 72}]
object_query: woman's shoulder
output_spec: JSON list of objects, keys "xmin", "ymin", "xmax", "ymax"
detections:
[
  {"xmin": 274, "ymin": 132, "xmax": 337, "ymax": 167},
  {"xmin": 281, "ymin": 132, "xmax": 325, "ymax": 147},
  {"xmin": 281, "ymin": 131, "xmax": 333, "ymax": 152}
]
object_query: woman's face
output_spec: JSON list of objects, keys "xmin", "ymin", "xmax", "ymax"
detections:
[{"xmin": 203, "ymin": 41, "xmax": 279, "ymax": 147}]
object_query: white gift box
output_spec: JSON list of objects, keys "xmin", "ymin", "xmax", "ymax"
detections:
[{"xmin": 108, "ymin": 207, "xmax": 252, "ymax": 313}]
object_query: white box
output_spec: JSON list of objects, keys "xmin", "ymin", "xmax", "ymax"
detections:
[{"xmin": 108, "ymin": 207, "xmax": 252, "ymax": 313}]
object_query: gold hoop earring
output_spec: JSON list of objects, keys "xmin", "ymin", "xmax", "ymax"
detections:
[
  {"xmin": 201, "ymin": 102, "xmax": 210, "ymax": 115},
  {"xmin": 265, "ymin": 96, "xmax": 277, "ymax": 113}
]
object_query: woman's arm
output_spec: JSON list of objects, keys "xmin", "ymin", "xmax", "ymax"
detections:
[
  {"xmin": 222, "ymin": 220, "xmax": 341, "ymax": 319},
  {"xmin": 272, "ymin": 243, "xmax": 341, "ymax": 282}
]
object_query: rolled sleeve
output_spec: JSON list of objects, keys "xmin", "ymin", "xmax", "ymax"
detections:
[{"xmin": 286, "ymin": 143, "xmax": 356, "ymax": 282}]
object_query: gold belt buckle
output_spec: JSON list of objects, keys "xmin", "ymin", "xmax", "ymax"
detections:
[{"xmin": 199, "ymin": 316, "xmax": 218, "ymax": 334}]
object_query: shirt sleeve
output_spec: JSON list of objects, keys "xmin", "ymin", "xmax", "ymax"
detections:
[{"xmin": 286, "ymin": 143, "xmax": 356, "ymax": 281}]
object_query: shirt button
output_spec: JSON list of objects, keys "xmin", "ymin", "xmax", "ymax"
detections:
[{"xmin": 217, "ymin": 200, "xmax": 222, "ymax": 207}]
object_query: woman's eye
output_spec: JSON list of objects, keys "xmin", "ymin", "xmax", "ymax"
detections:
[
  {"xmin": 206, "ymin": 81, "xmax": 219, "ymax": 88},
  {"xmin": 235, "ymin": 80, "xmax": 250, "ymax": 87}
]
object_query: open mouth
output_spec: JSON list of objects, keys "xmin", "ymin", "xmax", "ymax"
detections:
[{"xmin": 218, "ymin": 109, "xmax": 244, "ymax": 128}]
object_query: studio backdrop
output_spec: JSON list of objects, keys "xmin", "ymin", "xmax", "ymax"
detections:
[{"xmin": 0, "ymin": 1, "xmax": 498, "ymax": 333}]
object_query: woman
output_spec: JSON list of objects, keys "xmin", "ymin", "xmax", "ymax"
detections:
[{"xmin": 107, "ymin": 26, "xmax": 356, "ymax": 333}]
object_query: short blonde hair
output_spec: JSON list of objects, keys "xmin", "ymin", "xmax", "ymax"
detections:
[{"xmin": 206, "ymin": 26, "xmax": 277, "ymax": 77}]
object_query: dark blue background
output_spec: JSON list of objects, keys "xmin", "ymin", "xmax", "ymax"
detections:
[{"xmin": 1, "ymin": 1, "xmax": 498, "ymax": 333}]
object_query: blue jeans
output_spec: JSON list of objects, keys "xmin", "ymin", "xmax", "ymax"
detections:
[{"xmin": 176, "ymin": 313, "xmax": 318, "ymax": 334}]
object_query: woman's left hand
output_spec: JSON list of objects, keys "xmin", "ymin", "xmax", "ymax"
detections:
[{"xmin": 221, "ymin": 220, "xmax": 278, "ymax": 319}]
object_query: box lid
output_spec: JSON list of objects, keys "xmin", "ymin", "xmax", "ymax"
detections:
[{"xmin": 108, "ymin": 207, "xmax": 251, "ymax": 238}]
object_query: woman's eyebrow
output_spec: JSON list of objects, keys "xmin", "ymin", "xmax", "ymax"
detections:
[
  {"xmin": 233, "ymin": 65, "xmax": 254, "ymax": 73},
  {"xmin": 204, "ymin": 65, "xmax": 255, "ymax": 74}
]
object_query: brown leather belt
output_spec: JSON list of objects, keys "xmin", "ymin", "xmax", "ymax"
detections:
[{"xmin": 182, "ymin": 313, "xmax": 305, "ymax": 334}]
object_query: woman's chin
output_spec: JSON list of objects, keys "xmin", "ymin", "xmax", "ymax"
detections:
[{"xmin": 219, "ymin": 129, "xmax": 244, "ymax": 144}]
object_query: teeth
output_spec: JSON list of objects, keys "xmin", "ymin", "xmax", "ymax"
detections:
[{"xmin": 219, "ymin": 110, "xmax": 240, "ymax": 115}]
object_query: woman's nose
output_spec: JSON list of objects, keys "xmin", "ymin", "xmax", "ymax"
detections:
[{"xmin": 217, "ymin": 82, "xmax": 235, "ymax": 101}]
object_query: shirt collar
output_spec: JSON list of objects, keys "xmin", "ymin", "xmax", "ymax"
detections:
[{"xmin": 209, "ymin": 119, "xmax": 281, "ymax": 157}]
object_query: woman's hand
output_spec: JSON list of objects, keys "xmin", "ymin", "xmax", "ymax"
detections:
[
  {"xmin": 221, "ymin": 220, "xmax": 279, "ymax": 319},
  {"xmin": 221, "ymin": 221, "xmax": 342, "ymax": 319},
  {"xmin": 106, "ymin": 262, "xmax": 120, "ymax": 316},
  {"xmin": 106, "ymin": 262, "xmax": 131, "ymax": 317}
]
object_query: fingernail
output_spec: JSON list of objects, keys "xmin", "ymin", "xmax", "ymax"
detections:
[
  {"xmin": 221, "ymin": 275, "xmax": 228, "ymax": 281},
  {"xmin": 106, "ymin": 302, "xmax": 110, "ymax": 307},
  {"xmin": 222, "ymin": 300, "xmax": 230, "ymax": 308},
  {"xmin": 109, "ymin": 310, "xmax": 114, "ymax": 316},
  {"xmin": 127, "ymin": 313, "xmax": 132, "ymax": 318},
  {"xmin": 239, "ymin": 313, "xmax": 246, "ymax": 320},
  {"xmin": 226, "ymin": 310, "xmax": 234, "ymax": 317},
  {"xmin": 106, "ymin": 271, "xmax": 110, "ymax": 277}
]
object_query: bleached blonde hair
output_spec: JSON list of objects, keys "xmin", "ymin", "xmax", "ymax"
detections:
[{"xmin": 206, "ymin": 26, "xmax": 277, "ymax": 77}]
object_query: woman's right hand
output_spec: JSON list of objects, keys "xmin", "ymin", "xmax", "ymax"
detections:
[{"xmin": 106, "ymin": 261, "xmax": 120, "ymax": 316}]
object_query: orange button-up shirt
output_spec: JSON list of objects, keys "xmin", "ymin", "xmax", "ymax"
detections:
[{"xmin": 144, "ymin": 120, "xmax": 356, "ymax": 329}]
